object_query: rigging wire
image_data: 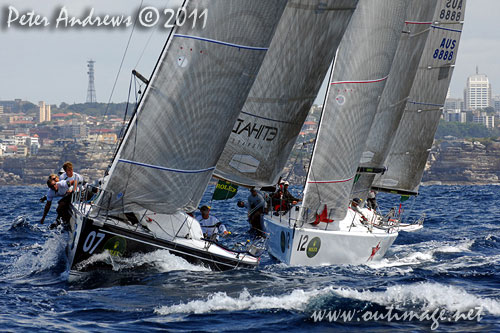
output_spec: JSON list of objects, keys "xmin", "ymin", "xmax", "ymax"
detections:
[
  {"xmin": 302, "ymin": 55, "xmax": 337, "ymax": 219},
  {"xmin": 86, "ymin": 0, "xmax": 145, "ymax": 179}
]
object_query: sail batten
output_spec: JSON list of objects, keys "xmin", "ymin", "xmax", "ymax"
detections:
[
  {"xmin": 214, "ymin": 0, "xmax": 359, "ymax": 187},
  {"xmin": 173, "ymin": 34, "xmax": 270, "ymax": 51}
]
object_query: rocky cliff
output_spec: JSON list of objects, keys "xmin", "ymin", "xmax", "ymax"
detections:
[{"xmin": 423, "ymin": 139, "xmax": 500, "ymax": 185}]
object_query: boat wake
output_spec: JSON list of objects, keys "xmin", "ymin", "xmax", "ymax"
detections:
[
  {"xmin": 367, "ymin": 239, "xmax": 475, "ymax": 268},
  {"xmin": 155, "ymin": 282, "xmax": 500, "ymax": 316},
  {"xmin": 75, "ymin": 249, "xmax": 210, "ymax": 273}
]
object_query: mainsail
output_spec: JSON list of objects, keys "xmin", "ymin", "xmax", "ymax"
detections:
[
  {"xmin": 214, "ymin": 0, "xmax": 359, "ymax": 187},
  {"xmin": 372, "ymin": 0, "xmax": 467, "ymax": 195},
  {"xmin": 102, "ymin": 0, "xmax": 288, "ymax": 214},
  {"xmin": 302, "ymin": 0, "xmax": 408, "ymax": 222},
  {"xmin": 352, "ymin": 0, "xmax": 438, "ymax": 198}
]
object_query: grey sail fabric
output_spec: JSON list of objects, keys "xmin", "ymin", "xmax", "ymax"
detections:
[
  {"xmin": 214, "ymin": 0, "xmax": 359, "ymax": 187},
  {"xmin": 302, "ymin": 0, "xmax": 408, "ymax": 222},
  {"xmin": 352, "ymin": 0, "xmax": 438, "ymax": 198},
  {"xmin": 373, "ymin": 0, "xmax": 466, "ymax": 195},
  {"xmin": 102, "ymin": 0, "xmax": 288, "ymax": 214}
]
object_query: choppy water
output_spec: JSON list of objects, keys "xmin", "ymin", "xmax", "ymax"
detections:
[{"xmin": 0, "ymin": 185, "xmax": 499, "ymax": 332}]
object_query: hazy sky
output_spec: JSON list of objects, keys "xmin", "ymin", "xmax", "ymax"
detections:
[{"xmin": 0, "ymin": 0, "xmax": 497, "ymax": 105}]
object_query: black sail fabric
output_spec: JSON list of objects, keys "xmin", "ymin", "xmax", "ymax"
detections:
[
  {"xmin": 352, "ymin": 0, "xmax": 438, "ymax": 199},
  {"xmin": 214, "ymin": 0, "xmax": 359, "ymax": 187},
  {"xmin": 103, "ymin": 0, "xmax": 288, "ymax": 214},
  {"xmin": 302, "ymin": 0, "xmax": 408, "ymax": 222},
  {"xmin": 373, "ymin": 0, "xmax": 467, "ymax": 195}
]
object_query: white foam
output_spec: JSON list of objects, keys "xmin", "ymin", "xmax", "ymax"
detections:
[
  {"xmin": 75, "ymin": 249, "xmax": 210, "ymax": 272},
  {"xmin": 155, "ymin": 282, "xmax": 500, "ymax": 316},
  {"xmin": 11, "ymin": 233, "xmax": 66, "ymax": 276},
  {"xmin": 155, "ymin": 288, "xmax": 329, "ymax": 315},
  {"xmin": 332, "ymin": 282, "xmax": 500, "ymax": 315},
  {"xmin": 434, "ymin": 239, "xmax": 474, "ymax": 253},
  {"xmin": 369, "ymin": 239, "xmax": 474, "ymax": 269}
]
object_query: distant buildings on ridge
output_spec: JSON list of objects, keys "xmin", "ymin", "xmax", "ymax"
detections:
[{"xmin": 444, "ymin": 68, "xmax": 498, "ymax": 129}]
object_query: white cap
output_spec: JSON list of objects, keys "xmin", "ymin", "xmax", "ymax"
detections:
[{"xmin": 283, "ymin": 181, "xmax": 289, "ymax": 185}]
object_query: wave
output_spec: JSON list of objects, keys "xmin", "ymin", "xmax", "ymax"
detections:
[
  {"xmin": 368, "ymin": 239, "xmax": 474, "ymax": 268},
  {"xmin": 332, "ymin": 282, "xmax": 500, "ymax": 315},
  {"xmin": 155, "ymin": 288, "xmax": 326, "ymax": 315},
  {"xmin": 155, "ymin": 282, "xmax": 500, "ymax": 316}
]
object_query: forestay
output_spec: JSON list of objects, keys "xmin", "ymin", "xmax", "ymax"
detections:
[
  {"xmin": 302, "ymin": 0, "xmax": 408, "ymax": 222},
  {"xmin": 214, "ymin": 0, "xmax": 359, "ymax": 187},
  {"xmin": 352, "ymin": 0, "xmax": 438, "ymax": 199},
  {"xmin": 372, "ymin": 0, "xmax": 466, "ymax": 195},
  {"xmin": 102, "ymin": 0, "xmax": 288, "ymax": 214}
]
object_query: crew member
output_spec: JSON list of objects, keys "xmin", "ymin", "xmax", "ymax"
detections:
[
  {"xmin": 60, "ymin": 161, "xmax": 84, "ymax": 184},
  {"xmin": 282, "ymin": 181, "xmax": 301, "ymax": 209},
  {"xmin": 238, "ymin": 187, "xmax": 266, "ymax": 234},
  {"xmin": 40, "ymin": 174, "xmax": 77, "ymax": 228},
  {"xmin": 196, "ymin": 205, "xmax": 228, "ymax": 240},
  {"xmin": 367, "ymin": 190, "xmax": 378, "ymax": 210}
]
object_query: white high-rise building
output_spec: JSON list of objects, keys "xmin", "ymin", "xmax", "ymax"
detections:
[{"xmin": 464, "ymin": 69, "xmax": 492, "ymax": 111}]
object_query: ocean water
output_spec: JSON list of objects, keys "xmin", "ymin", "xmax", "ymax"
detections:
[{"xmin": 0, "ymin": 185, "xmax": 499, "ymax": 332}]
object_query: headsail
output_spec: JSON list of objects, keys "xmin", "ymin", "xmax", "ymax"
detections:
[
  {"xmin": 372, "ymin": 0, "xmax": 467, "ymax": 195},
  {"xmin": 302, "ymin": 0, "xmax": 408, "ymax": 222},
  {"xmin": 102, "ymin": 0, "xmax": 288, "ymax": 214},
  {"xmin": 352, "ymin": 0, "xmax": 438, "ymax": 198},
  {"xmin": 214, "ymin": 0, "xmax": 359, "ymax": 187}
]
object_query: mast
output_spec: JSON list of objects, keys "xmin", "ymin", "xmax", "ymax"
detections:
[{"xmin": 301, "ymin": 0, "xmax": 409, "ymax": 222}]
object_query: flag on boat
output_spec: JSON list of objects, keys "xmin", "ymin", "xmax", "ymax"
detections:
[{"xmin": 212, "ymin": 180, "xmax": 238, "ymax": 201}]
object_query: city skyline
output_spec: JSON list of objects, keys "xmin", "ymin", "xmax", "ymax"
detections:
[{"xmin": 0, "ymin": 0, "xmax": 498, "ymax": 105}]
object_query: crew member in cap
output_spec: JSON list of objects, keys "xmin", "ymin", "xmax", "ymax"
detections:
[
  {"xmin": 282, "ymin": 180, "xmax": 301, "ymax": 210},
  {"xmin": 196, "ymin": 205, "xmax": 228, "ymax": 240}
]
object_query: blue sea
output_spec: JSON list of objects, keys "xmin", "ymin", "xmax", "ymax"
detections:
[{"xmin": 0, "ymin": 185, "xmax": 499, "ymax": 332}]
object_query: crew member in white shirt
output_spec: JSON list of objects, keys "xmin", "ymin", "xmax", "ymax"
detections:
[
  {"xmin": 196, "ymin": 205, "xmax": 228, "ymax": 240},
  {"xmin": 40, "ymin": 174, "xmax": 77, "ymax": 228}
]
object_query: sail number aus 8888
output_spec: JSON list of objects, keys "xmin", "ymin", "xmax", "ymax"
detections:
[
  {"xmin": 433, "ymin": 38, "xmax": 456, "ymax": 61},
  {"xmin": 440, "ymin": 0, "xmax": 463, "ymax": 21}
]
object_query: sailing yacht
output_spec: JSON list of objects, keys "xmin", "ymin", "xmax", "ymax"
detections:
[
  {"xmin": 65, "ymin": 0, "xmax": 289, "ymax": 280},
  {"xmin": 266, "ymin": 0, "xmax": 467, "ymax": 266},
  {"xmin": 264, "ymin": 0, "xmax": 409, "ymax": 265}
]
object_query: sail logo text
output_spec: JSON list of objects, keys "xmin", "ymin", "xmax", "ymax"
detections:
[
  {"xmin": 432, "ymin": 38, "xmax": 456, "ymax": 61},
  {"xmin": 215, "ymin": 183, "xmax": 237, "ymax": 193},
  {"xmin": 233, "ymin": 119, "xmax": 278, "ymax": 142}
]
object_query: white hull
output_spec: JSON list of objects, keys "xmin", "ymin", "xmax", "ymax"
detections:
[{"xmin": 264, "ymin": 207, "xmax": 398, "ymax": 265}]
